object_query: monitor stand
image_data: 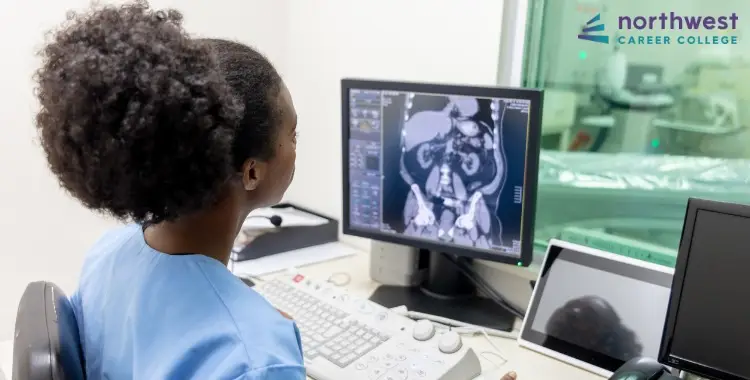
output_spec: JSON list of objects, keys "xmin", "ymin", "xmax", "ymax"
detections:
[{"xmin": 368, "ymin": 250, "xmax": 516, "ymax": 332}]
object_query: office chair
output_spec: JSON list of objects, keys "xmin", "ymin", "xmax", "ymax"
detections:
[{"xmin": 13, "ymin": 282, "xmax": 85, "ymax": 380}]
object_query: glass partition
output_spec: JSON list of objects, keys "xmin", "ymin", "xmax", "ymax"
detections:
[{"xmin": 521, "ymin": 0, "xmax": 750, "ymax": 266}]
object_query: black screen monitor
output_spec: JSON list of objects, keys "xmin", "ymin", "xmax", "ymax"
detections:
[
  {"xmin": 659, "ymin": 198, "xmax": 750, "ymax": 380},
  {"xmin": 341, "ymin": 79, "xmax": 543, "ymax": 330}
]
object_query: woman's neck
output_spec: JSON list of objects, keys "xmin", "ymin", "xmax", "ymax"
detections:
[{"xmin": 143, "ymin": 198, "xmax": 249, "ymax": 266}]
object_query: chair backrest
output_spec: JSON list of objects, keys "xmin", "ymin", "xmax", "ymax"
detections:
[{"xmin": 13, "ymin": 282, "xmax": 85, "ymax": 380}]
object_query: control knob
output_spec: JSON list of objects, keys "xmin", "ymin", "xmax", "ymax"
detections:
[
  {"xmin": 438, "ymin": 331, "xmax": 463, "ymax": 354},
  {"xmin": 412, "ymin": 319, "xmax": 436, "ymax": 341}
]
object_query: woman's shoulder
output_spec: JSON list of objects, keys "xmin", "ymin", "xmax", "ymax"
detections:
[
  {"xmin": 224, "ymin": 292, "xmax": 306, "ymax": 374},
  {"xmin": 194, "ymin": 266, "xmax": 305, "ymax": 369}
]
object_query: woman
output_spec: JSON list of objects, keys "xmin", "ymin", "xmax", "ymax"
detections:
[{"xmin": 35, "ymin": 1, "xmax": 518, "ymax": 379}]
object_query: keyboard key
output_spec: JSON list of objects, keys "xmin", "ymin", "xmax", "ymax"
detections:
[
  {"xmin": 318, "ymin": 346, "xmax": 334, "ymax": 357},
  {"xmin": 323, "ymin": 326, "xmax": 343, "ymax": 338},
  {"xmin": 339, "ymin": 353, "xmax": 357, "ymax": 366},
  {"xmin": 355, "ymin": 343, "xmax": 374, "ymax": 355}
]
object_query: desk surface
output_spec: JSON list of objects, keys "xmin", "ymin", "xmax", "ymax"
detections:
[{"xmin": 0, "ymin": 244, "xmax": 604, "ymax": 380}]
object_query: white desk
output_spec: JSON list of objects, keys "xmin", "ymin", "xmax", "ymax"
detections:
[{"xmin": 0, "ymin": 244, "xmax": 604, "ymax": 380}]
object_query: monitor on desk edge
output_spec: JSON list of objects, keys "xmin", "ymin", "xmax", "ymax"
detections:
[
  {"xmin": 659, "ymin": 198, "xmax": 750, "ymax": 380},
  {"xmin": 340, "ymin": 79, "xmax": 543, "ymax": 266}
]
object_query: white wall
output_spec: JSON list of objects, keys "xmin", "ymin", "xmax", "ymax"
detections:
[
  {"xmin": 0, "ymin": 0, "xmax": 116, "ymax": 342},
  {"xmin": 281, "ymin": 0, "xmax": 506, "ymax": 250},
  {"xmin": 0, "ymin": 0, "xmax": 289, "ymax": 341}
]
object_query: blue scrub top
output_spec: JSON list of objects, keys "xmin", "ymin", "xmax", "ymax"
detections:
[{"xmin": 70, "ymin": 224, "xmax": 305, "ymax": 379}]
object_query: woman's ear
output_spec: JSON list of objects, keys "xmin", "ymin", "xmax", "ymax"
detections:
[{"xmin": 242, "ymin": 158, "xmax": 267, "ymax": 191}]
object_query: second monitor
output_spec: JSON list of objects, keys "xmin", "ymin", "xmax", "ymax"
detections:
[{"xmin": 342, "ymin": 79, "xmax": 543, "ymax": 329}]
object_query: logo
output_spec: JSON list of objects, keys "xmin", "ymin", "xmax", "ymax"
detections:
[
  {"xmin": 578, "ymin": 13, "xmax": 609, "ymax": 44},
  {"xmin": 576, "ymin": 12, "xmax": 739, "ymax": 46}
]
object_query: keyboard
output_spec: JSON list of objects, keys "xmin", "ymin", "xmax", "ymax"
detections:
[{"xmin": 254, "ymin": 272, "xmax": 483, "ymax": 380}]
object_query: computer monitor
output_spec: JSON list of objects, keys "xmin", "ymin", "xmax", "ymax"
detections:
[
  {"xmin": 659, "ymin": 198, "xmax": 750, "ymax": 380},
  {"xmin": 341, "ymin": 79, "xmax": 543, "ymax": 329}
]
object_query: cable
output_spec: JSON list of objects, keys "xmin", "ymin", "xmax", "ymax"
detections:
[
  {"xmin": 454, "ymin": 255, "xmax": 525, "ymax": 318},
  {"xmin": 479, "ymin": 348, "xmax": 508, "ymax": 369},
  {"xmin": 440, "ymin": 253, "xmax": 526, "ymax": 319},
  {"xmin": 464, "ymin": 327, "xmax": 509, "ymax": 368}
]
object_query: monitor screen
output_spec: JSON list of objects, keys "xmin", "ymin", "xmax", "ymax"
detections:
[
  {"xmin": 344, "ymin": 82, "xmax": 538, "ymax": 263},
  {"xmin": 662, "ymin": 205, "xmax": 750, "ymax": 379},
  {"xmin": 520, "ymin": 242, "xmax": 673, "ymax": 373}
]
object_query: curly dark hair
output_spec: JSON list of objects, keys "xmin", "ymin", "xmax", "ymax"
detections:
[
  {"xmin": 545, "ymin": 295, "xmax": 644, "ymax": 360},
  {"xmin": 34, "ymin": 0, "xmax": 283, "ymax": 224}
]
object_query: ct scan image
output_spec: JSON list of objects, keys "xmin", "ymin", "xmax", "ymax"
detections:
[{"xmin": 393, "ymin": 94, "xmax": 506, "ymax": 249}]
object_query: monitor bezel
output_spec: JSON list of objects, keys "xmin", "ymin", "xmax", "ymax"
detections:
[
  {"xmin": 340, "ymin": 78, "xmax": 543, "ymax": 266},
  {"xmin": 659, "ymin": 197, "xmax": 750, "ymax": 380}
]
